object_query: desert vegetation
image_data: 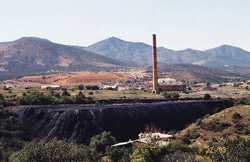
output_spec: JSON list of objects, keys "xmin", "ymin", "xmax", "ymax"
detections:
[{"xmin": 1, "ymin": 103, "xmax": 250, "ymax": 162}]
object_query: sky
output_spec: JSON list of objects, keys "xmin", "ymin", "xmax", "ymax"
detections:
[{"xmin": 0, "ymin": 0, "xmax": 250, "ymax": 50}]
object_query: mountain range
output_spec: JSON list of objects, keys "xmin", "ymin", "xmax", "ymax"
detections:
[
  {"xmin": 146, "ymin": 63, "xmax": 246, "ymax": 82},
  {"xmin": 0, "ymin": 37, "xmax": 124, "ymax": 80},
  {"xmin": 87, "ymin": 37, "xmax": 250, "ymax": 68},
  {"xmin": 0, "ymin": 36, "xmax": 250, "ymax": 81}
]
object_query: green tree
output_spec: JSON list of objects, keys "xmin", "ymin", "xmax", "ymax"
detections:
[
  {"xmin": 204, "ymin": 94, "xmax": 211, "ymax": 100},
  {"xmin": 161, "ymin": 92, "xmax": 179, "ymax": 100},
  {"xmin": 130, "ymin": 141, "xmax": 196, "ymax": 162},
  {"xmin": 18, "ymin": 91, "xmax": 56, "ymax": 105},
  {"xmin": 78, "ymin": 85, "xmax": 85, "ymax": 91},
  {"xmin": 0, "ymin": 94, "xmax": 5, "ymax": 106},
  {"xmin": 74, "ymin": 91, "xmax": 86, "ymax": 104},
  {"xmin": 62, "ymin": 88, "xmax": 71, "ymax": 96},
  {"xmin": 10, "ymin": 140, "xmax": 93, "ymax": 162},
  {"xmin": 89, "ymin": 131, "xmax": 116, "ymax": 155}
]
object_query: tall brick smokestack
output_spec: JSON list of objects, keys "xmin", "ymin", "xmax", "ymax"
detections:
[{"xmin": 152, "ymin": 34, "xmax": 159, "ymax": 94}]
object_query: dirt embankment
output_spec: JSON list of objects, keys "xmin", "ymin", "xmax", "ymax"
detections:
[{"xmin": 8, "ymin": 100, "xmax": 233, "ymax": 143}]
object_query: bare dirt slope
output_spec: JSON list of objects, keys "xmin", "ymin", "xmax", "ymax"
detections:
[{"xmin": 19, "ymin": 72, "xmax": 129, "ymax": 85}]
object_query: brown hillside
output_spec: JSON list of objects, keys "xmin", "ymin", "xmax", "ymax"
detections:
[
  {"xmin": 177, "ymin": 105, "xmax": 250, "ymax": 146},
  {"xmin": 19, "ymin": 72, "xmax": 129, "ymax": 85}
]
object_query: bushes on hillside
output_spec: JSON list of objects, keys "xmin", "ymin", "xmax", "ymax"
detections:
[
  {"xmin": 206, "ymin": 137, "xmax": 250, "ymax": 162},
  {"xmin": 62, "ymin": 88, "xmax": 71, "ymax": 96},
  {"xmin": 239, "ymin": 98, "xmax": 250, "ymax": 105},
  {"xmin": 162, "ymin": 151, "xmax": 198, "ymax": 162},
  {"xmin": 204, "ymin": 94, "xmax": 212, "ymax": 100},
  {"xmin": 232, "ymin": 112, "xmax": 242, "ymax": 123},
  {"xmin": 89, "ymin": 131, "xmax": 116, "ymax": 155},
  {"xmin": 3, "ymin": 128, "xmax": 250, "ymax": 162},
  {"xmin": 0, "ymin": 138, "xmax": 24, "ymax": 162},
  {"xmin": 0, "ymin": 108, "xmax": 27, "ymax": 162},
  {"xmin": 201, "ymin": 119, "xmax": 231, "ymax": 132},
  {"xmin": 130, "ymin": 141, "xmax": 197, "ymax": 162},
  {"xmin": 10, "ymin": 140, "xmax": 93, "ymax": 162},
  {"xmin": 19, "ymin": 91, "xmax": 57, "ymax": 105},
  {"xmin": 85, "ymin": 85, "xmax": 99, "ymax": 90},
  {"xmin": 78, "ymin": 84, "xmax": 85, "ymax": 91},
  {"xmin": 74, "ymin": 91, "xmax": 86, "ymax": 103},
  {"xmin": 18, "ymin": 91, "xmax": 93, "ymax": 105},
  {"xmin": 0, "ymin": 94, "xmax": 5, "ymax": 107},
  {"xmin": 185, "ymin": 130, "xmax": 200, "ymax": 140},
  {"xmin": 161, "ymin": 92, "xmax": 179, "ymax": 100},
  {"xmin": 107, "ymin": 147, "xmax": 131, "ymax": 162}
]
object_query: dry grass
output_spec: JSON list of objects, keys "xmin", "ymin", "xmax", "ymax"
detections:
[
  {"xmin": 177, "ymin": 105, "xmax": 250, "ymax": 146},
  {"xmin": 19, "ymin": 72, "xmax": 129, "ymax": 86}
]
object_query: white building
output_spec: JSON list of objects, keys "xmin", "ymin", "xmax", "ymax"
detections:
[
  {"xmin": 158, "ymin": 78, "xmax": 183, "ymax": 85},
  {"xmin": 41, "ymin": 85, "xmax": 61, "ymax": 90}
]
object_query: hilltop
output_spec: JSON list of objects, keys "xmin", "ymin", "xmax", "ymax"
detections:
[
  {"xmin": 87, "ymin": 37, "xmax": 250, "ymax": 69},
  {"xmin": 177, "ymin": 105, "xmax": 250, "ymax": 145},
  {"xmin": 145, "ymin": 64, "xmax": 248, "ymax": 82},
  {"xmin": 0, "ymin": 37, "xmax": 125, "ymax": 80}
]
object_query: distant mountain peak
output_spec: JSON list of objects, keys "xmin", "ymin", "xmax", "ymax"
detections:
[
  {"xmin": 109, "ymin": 36, "xmax": 123, "ymax": 40},
  {"xmin": 177, "ymin": 48, "xmax": 199, "ymax": 52},
  {"xmin": 211, "ymin": 44, "xmax": 245, "ymax": 51},
  {"xmin": 99, "ymin": 36, "xmax": 150, "ymax": 47},
  {"xmin": 104, "ymin": 36, "xmax": 126, "ymax": 43},
  {"xmin": 206, "ymin": 44, "xmax": 250, "ymax": 54},
  {"xmin": 16, "ymin": 37, "xmax": 51, "ymax": 43}
]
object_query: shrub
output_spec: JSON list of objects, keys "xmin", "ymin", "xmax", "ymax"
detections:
[
  {"xmin": 10, "ymin": 140, "xmax": 93, "ymax": 162},
  {"xmin": 0, "ymin": 94, "xmax": 4, "ymax": 106},
  {"xmin": 187, "ymin": 130, "xmax": 200, "ymax": 140},
  {"xmin": 206, "ymin": 137, "xmax": 250, "ymax": 162},
  {"xmin": 204, "ymin": 94, "xmax": 211, "ymax": 100},
  {"xmin": 232, "ymin": 112, "xmax": 242, "ymax": 123},
  {"xmin": 239, "ymin": 98, "xmax": 250, "ymax": 105},
  {"xmin": 181, "ymin": 137, "xmax": 191, "ymax": 145},
  {"xmin": 234, "ymin": 123, "xmax": 250, "ymax": 135},
  {"xmin": 130, "ymin": 141, "xmax": 196, "ymax": 162},
  {"xmin": 107, "ymin": 147, "xmax": 131, "ymax": 162},
  {"xmin": 61, "ymin": 88, "xmax": 70, "ymax": 96},
  {"xmin": 74, "ymin": 91, "xmax": 86, "ymax": 104},
  {"xmin": 89, "ymin": 131, "xmax": 116, "ymax": 155},
  {"xmin": 162, "ymin": 151, "xmax": 198, "ymax": 162},
  {"xmin": 195, "ymin": 118, "xmax": 203, "ymax": 126},
  {"xmin": 0, "ymin": 138, "xmax": 24, "ymax": 162},
  {"xmin": 78, "ymin": 84, "xmax": 85, "ymax": 91},
  {"xmin": 18, "ymin": 91, "xmax": 57, "ymax": 105},
  {"xmin": 201, "ymin": 120, "xmax": 231, "ymax": 132},
  {"xmin": 0, "ymin": 108, "xmax": 26, "ymax": 161},
  {"xmin": 85, "ymin": 85, "xmax": 99, "ymax": 90},
  {"xmin": 3, "ymin": 86, "xmax": 10, "ymax": 91},
  {"xmin": 161, "ymin": 92, "xmax": 179, "ymax": 100},
  {"xmin": 8, "ymin": 89, "xmax": 12, "ymax": 94}
]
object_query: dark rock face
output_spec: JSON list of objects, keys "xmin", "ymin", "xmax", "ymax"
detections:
[{"xmin": 11, "ymin": 100, "xmax": 233, "ymax": 143}]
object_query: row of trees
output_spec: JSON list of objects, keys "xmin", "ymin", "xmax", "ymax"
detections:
[
  {"xmin": 161, "ymin": 92, "xmax": 212, "ymax": 100},
  {"xmin": 18, "ymin": 90, "xmax": 93, "ymax": 105}
]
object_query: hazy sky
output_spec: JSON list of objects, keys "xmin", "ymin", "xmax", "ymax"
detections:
[{"xmin": 1, "ymin": 0, "xmax": 250, "ymax": 50}]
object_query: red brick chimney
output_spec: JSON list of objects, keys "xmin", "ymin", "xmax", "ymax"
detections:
[{"xmin": 152, "ymin": 34, "xmax": 159, "ymax": 94}]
